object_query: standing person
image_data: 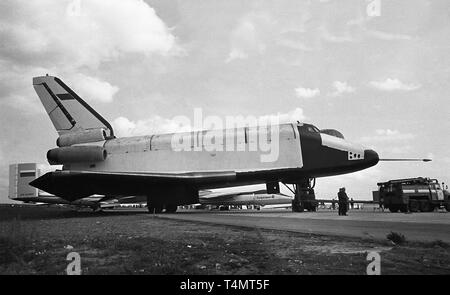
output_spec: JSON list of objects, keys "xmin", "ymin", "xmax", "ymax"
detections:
[
  {"xmin": 379, "ymin": 197, "xmax": 385, "ymax": 212},
  {"xmin": 338, "ymin": 187, "xmax": 349, "ymax": 216},
  {"xmin": 337, "ymin": 188, "xmax": 343, "ymax": 215},
  {"xmin": 350, "ymin": 198, "xmax": 354, "ymax": 210}
]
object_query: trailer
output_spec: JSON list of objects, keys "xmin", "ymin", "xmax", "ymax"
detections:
[
  {"xmin": 8, "ymin": 163, "xmax": 55, "ymax": 201},
  {"xmin": 8, "ymin": 163, "xmax": 118, "ymax": 210}
]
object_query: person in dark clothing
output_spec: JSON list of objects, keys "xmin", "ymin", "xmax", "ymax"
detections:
[
  {"xmin": 379, "ymin": 198, "xmax": 385, "ymax": 212},
  {"xmin": 338, "ymin": 187, "xmax": 349, "ymax": 216}
]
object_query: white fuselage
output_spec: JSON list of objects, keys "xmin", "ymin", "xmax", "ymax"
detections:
[
  {"xmin": 67, "ymin": 123, "xmax": 306, "ymax": 174},
  {"xmin": 200, "ymin": 192, "xmax": 293, "ymax": 206}
]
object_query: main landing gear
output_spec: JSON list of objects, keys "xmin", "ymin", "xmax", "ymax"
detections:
[
  {"xmin": 147, "ymin": 197, "xmax": 178, "ymax": 214},
  {"xmin": 283, "ymin": 178, "xmax": 318, "ymax": 212}
]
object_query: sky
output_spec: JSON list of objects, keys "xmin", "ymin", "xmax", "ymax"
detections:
[{"xmin": 0, "ymin": 0, "xmax": 449, "ymax": 203}]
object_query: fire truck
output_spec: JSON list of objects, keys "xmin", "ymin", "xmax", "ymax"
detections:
[{"xmin": 374, "ymin": 177, "xmax": 450, "ymax": 213}]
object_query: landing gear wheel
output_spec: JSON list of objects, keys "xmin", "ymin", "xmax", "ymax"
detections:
[
  {"xmin": 290, "ymin": 178, "xmax": 315, "ymax": 213},
  {"xmin": 291, "ymin": 200, "xmax": 304, "ymax": 212},
  {"xmin": 147, "ymin": 205, "xmax": 156, "ymax": 213},
  {"xmin": 154, "ymin": 205, "xmax": 163, "ymax": 214},
  {"xmin": 165, "ymin": 204, "xmax": 178, "ymax": 213},
  {"xmin": 147, "ymin": 204, "xmax": 163, "ymax": 214}
]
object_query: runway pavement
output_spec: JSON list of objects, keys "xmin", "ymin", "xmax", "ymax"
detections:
[{"xmin": 159, "ymin": 209, "xmax": 450, "ymax": 243}]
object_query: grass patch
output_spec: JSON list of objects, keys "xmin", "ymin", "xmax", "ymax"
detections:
[
  {"xmin": 1, "ymin": 206, "xmax": 449, "ymax": 275},
  {"xmin": 429, "ymin": 240, "xmax": 449, "ymax": 248},
  {"xmin": 0, "ymin": 218, "xmax": 37, "ymax": 265},
  {"xmin": 416, "ymin": 239, "xmax": 450, "ymax": 249}
]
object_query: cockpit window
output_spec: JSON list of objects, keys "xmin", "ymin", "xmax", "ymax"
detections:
[
  {"xmin": 306, "ymin": 125, "xmax": 320, "ymax": 133},
  {"xmin": 320, "ymin": 129, "xmax": 345, "ymax": 139}
]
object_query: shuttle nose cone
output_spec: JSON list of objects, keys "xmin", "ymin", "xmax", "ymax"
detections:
[{"xmin": 364, "ymin": 149, "xmax": 379, "ymax": 167}]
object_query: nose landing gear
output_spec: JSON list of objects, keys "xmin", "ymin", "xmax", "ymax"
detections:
[{"xmin": 285, "ymin": 178, "xmax": 318, "ymax": 212}]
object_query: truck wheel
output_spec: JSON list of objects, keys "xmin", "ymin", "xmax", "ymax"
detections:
[
  {"xmin": 399, "ymin": 204, "xmax": 408, "ymax": 213},
  {"xmin": 445, "ymin": 203, "xmax": 450, "ymax": 212},
  {"xmin": 419, "ymin": 201, "xmax": 432, "ymax": 212},
  {"xmin": 409, "ymin": 200, "xmax": 419, "ymax": 212}
]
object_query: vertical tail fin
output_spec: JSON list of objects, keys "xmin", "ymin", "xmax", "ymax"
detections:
[{"xmin": 33, "ymin": 75, "xmax": 114, "ymax": 138}]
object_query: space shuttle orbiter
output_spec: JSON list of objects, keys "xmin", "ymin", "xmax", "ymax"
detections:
[{"xmin": 30, "ymin": 75, "xmax": 379, "ymax": 213}]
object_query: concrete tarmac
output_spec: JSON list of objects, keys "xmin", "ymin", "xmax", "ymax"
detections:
[{"xmin": 159, "ymin": 209, "xmax": 450, "ymax": 243}]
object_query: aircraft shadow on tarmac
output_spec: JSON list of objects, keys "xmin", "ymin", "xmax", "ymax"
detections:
[
  {"xmin": 0, "ymin": 205, "xmax": 148, "ymax": 221},
  {"xmin": 174, "ymin": 209, "xmax": 352, "ymax": 215}
]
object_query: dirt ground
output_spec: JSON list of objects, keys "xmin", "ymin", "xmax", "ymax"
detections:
[{"xmin": 0, "ymin": 205, "xmax": 449, "ymax": 275}]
